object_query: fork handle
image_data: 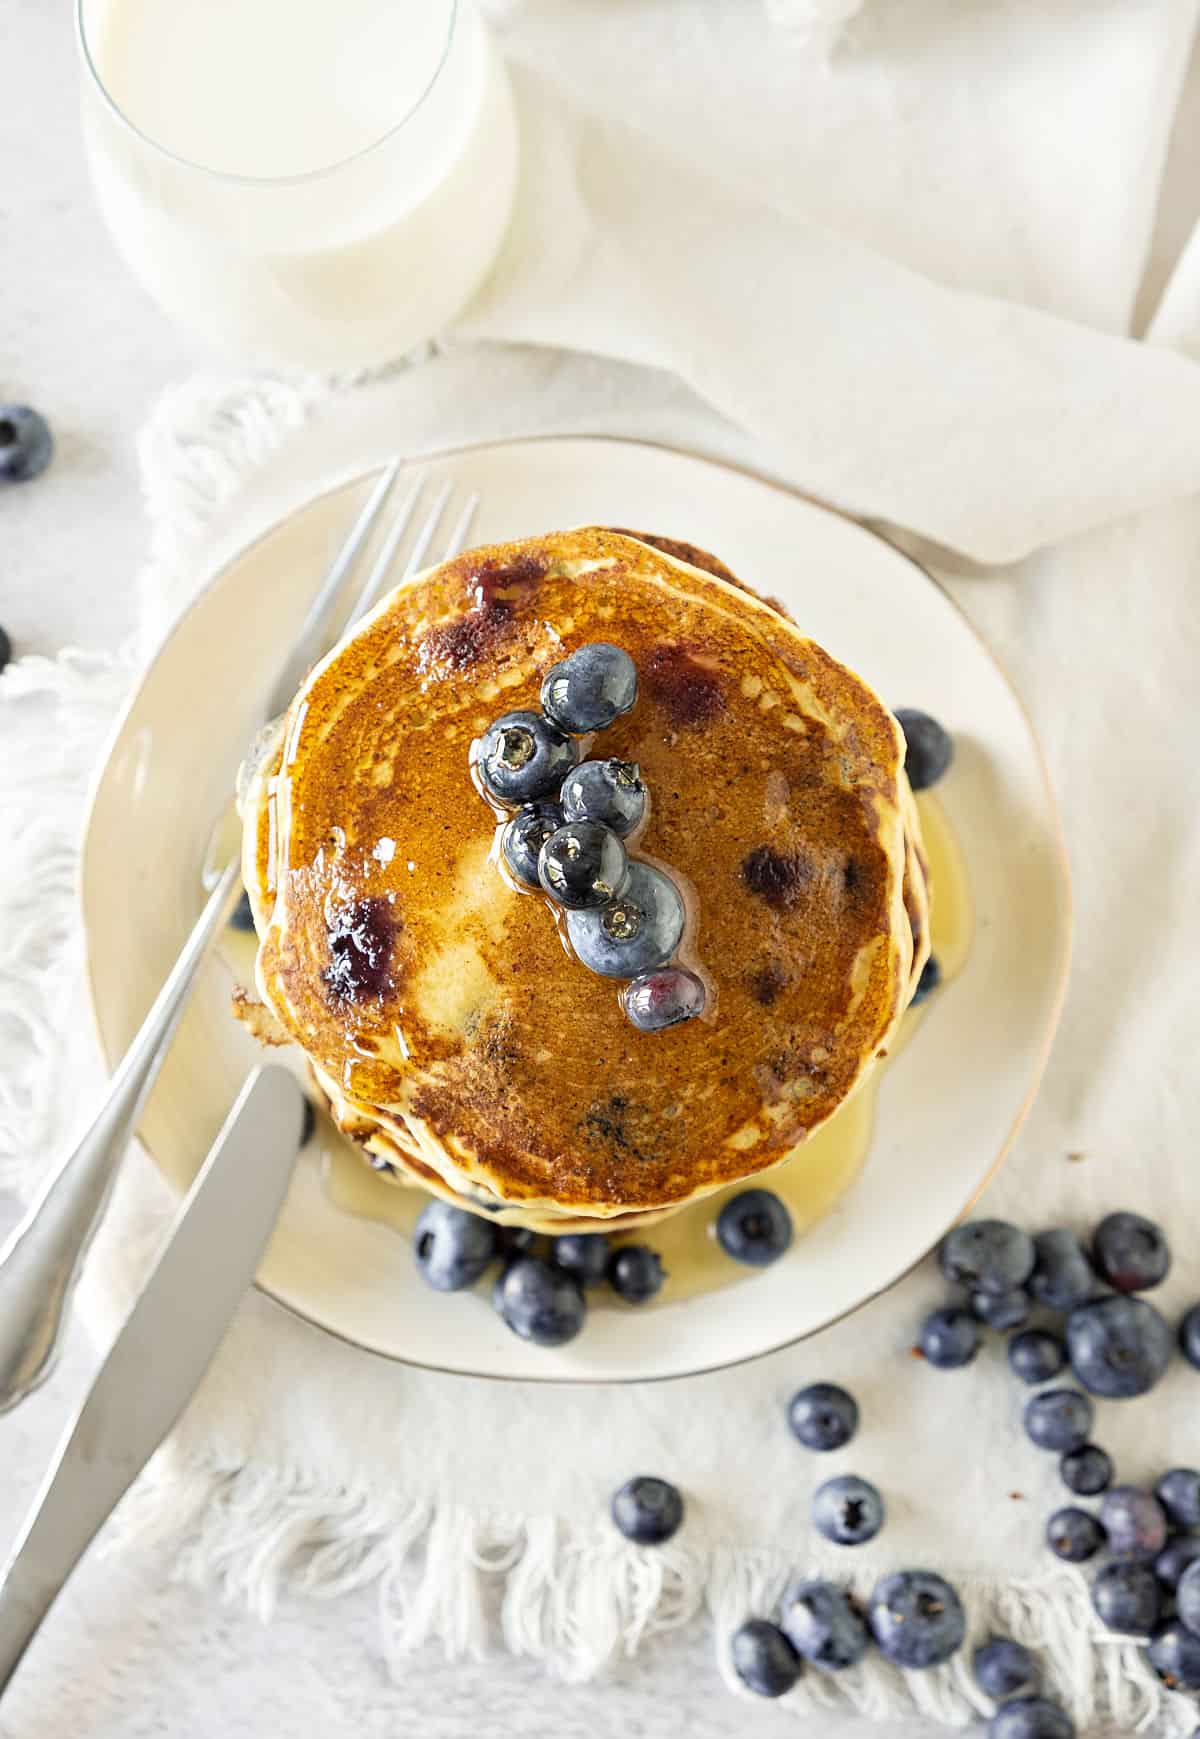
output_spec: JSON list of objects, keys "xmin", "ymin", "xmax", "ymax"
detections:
[{"xmin": 0, "ymin": 860, "xmax": 241, "ymax": 1412}]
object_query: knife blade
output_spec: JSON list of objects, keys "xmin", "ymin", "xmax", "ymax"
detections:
[{"xmin": 0, "ymin": 1064, "xmax": 306, "ymax": 1697}]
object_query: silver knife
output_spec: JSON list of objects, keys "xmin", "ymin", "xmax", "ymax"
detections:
[{"xmin": 0, "ymin": 1064, "xmax": 306, "ymax": 1697}]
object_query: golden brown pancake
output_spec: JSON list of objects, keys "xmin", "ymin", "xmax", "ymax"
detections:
[{"xmin": 239, "ymin": 528, "xmax": 921, "ymax": 1224}]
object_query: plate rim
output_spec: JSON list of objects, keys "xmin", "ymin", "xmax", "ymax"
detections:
[{"xmin": 79, "ymin": 431, "xmax": 1074, "ymax": 1386}]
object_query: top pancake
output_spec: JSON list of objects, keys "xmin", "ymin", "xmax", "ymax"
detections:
[{"xmin": 243, "ymin": 528, "xmax": 913, "ymax": 1217}]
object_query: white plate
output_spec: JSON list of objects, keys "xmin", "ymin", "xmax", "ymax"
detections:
[{"xmin": 81, "ymin": 436, "xmax": 1071, "ymax": 1383}]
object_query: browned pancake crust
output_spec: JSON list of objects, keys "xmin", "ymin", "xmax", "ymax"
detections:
[{"xmin": 249, "ymin": 529, "xmax": 909, "ymax": 1213}]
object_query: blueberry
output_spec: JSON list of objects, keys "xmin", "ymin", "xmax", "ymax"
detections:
[
  {"xmin": 1180, "ymin": 1560, "xmax": 1200, "ymax": 1634},
  {"xmin": 0, "ymin": 625, "xmax": 10, "ymax": 672},
  {"xmin": 1147, "ymin": 1620, "xmax": 1200, "ymax": 1691},
  {"xmin": 987, "ymin": 1698, "xmax": 1075, "ymax": 1739},
  {"xmin": 1023, "ymin": 1388, "xmax": 1092, "ymax": 1453},
  {"xmin": 474, "ymin": 710, "xmax": 577, "ymax": 806},
  {"xmin": 560, "ymin": 759, "xmax": 647, "ymax": 837},
  {"xmin": 611, "ymin": 1475, "xmax": 683, "ymax": 1544},
  {"xmin": 1059, "ymin": 1444, "xmax": 1112, "ymax": 1497},
  {"xmin": 910, "ymin": 954, "xmax": 941, "ymax": 1006},
  {"xmin": 552, "ymin": 1232, "xmax": 610, "ymax": 1286},
  {"xmin": 894, "ymin": 708, "xmax": 954, "ymax": 790},
  {"xmin": 812, "ymin": 1475, "xmax": 884, "ymax": 1546},
  {"xmin": 0, "ymin": 405, "xmax": 53, "ymax": 484},
  {"xmin": 972, "ymin": 1286, "xmax": 1031, "ymax": 1331},
  {"xmin": 229, "ymin": 889, "xmax": 256, "ymax": 931},
  {"xmin": 1156, "ymin": 1469, "xmax": 1200, "ymax": 1531},
  {"xmin": 1155, "ymin": 1535, "xmax": 1200, "ymax": 1592},
  {"xmin": 779, "ymin": 1579, "xmax": 869, "ymax": 1670},
  {"xmin": 1101, "ymin": 1487, "xmax": 1169, "ymax": 1562},
  {"xmin": 1091, "ymin": 1562, "xmax": 1162, "ymax": 1634},
  {"xmin": 621, "ymin": 967, "xmax": 706, "ymax": 1032},
  {"xmin": 1045, "ymin": 1507, "xmax": 1105, "ymax": 1563},
  {"xmin": 493, "ymin": 1256, "xmax": 585, "ymax": 1345},
  {"xmin": 541, "ymin": 642, "xmax": 638, "ymax": 734},
  {"xmin": 917, "ymin": 1306, "xmax": 980, "ymax": 1368},
  {"xmin": 538, "ymin": 821, "xmax": 628, "ymax": 910},
  {"xmin": 566, "ymin": 861, "xmax": 685, "ymax": 978},
  {"xmin": 1066, "ymin": 1295, "xmax": 1173, "ymax": 1398},
  {"xmin": 1092, "ymin": 1211, "xmax": 1170, "ymax": 1294},
  {"xmin": 1028, "ymin": 1229, "xmax": 1095, "ymax": 1314},
  {"xmin": 499, "ymin": 1225, "xmax": 540, "ymax": 1254},
  {"xmin": 787, "ymin": 1383, "xmax": 859, "ymax": 1452},
  {"xmin": 939, "ymin": 1219, "xmax": 1035, "ymax": 1295},
  {"xmin": 1181, "ymin": 1304, "xmax": 1200, "ymax": 1369},
  {"xmin": 501, "ymin": 802, "xmax": 563, "ymax": 888},
  {"xmin": 868, "ymin": 1570, "xmax": 966, "ymax": 1668},
  {"xmin": 608, "ymin": 1244, "xmax": 665, "ymax": 1303},
  {"xmin": 973, "ymin": 1636, "xmax": 1037, "ymax": 1700},
  {"xmin": 1008, "ymin": 1329, "xmax": 1066, "ymax": 1385},
  {"xmin": 729, "ymin": 1619, "xmax": 802, "ymax": 1698},
  {"xmin": 413, "ymin": 1200, "xmax": 498, "ymax": 1291},
  {"xmin": 715, "ymin": 1189, "xmax": 793, "ymax": 1267}
]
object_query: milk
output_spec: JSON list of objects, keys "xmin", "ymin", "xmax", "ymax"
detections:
[{"xmin": 79, "ymin": 0, "xmax": 518, "ymax": 367}]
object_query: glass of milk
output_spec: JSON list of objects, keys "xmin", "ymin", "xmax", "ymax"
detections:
[{"xmin": 76, "ymin": 0, "xmax": 519, "ymax": 369}]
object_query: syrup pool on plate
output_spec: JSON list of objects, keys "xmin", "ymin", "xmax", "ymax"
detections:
[{"xmin": 307, "ymin": 790, "xmax": 973, "ymax": 1307}]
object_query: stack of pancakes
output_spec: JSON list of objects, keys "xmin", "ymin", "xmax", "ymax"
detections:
[{"xmin": 237, "ymin": 528, "xmax": 929, "ymax": 1234}]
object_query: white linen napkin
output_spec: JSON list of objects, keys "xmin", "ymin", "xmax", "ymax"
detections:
[{"xmin": 7, "ymin": 2, "xmax": 1200, "ymax": 1732}]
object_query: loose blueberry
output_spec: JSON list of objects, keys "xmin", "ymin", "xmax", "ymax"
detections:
[
  {"xmin": 621, "ymin": 966, "xmax": 706, "ymax": 1032},
  {"xmin": 779, "ymin": 1579, "xmax": 869, "ymax": 1671},
  {"xmin": 608, "ymin": 1244, "xmax": 665, "ymax": 1303},
  {"xmin": 1045, "ymin": 1507, "xmax": 1105, "ymax": 1562},
  {"xmin": 1059, "ymin": 1444, "xmax": 1112, "ymax": 1497},
  {"xmin": 939, "ymin": 1219, "xmax": 1035, "ymax": 1295},
  {"xmin": 1155, "ymin": 1535, "xmax": 1200, "ymax": 1592},
  {"xmin": 1092, "ymin": 1211, "xmax": 1170, "ymax": 1294},
  {"xmin": 552, "ymin": 1232, "xmax": 610, "ymax": 1286},
  {"xmin": 973, "ymin": 1636, "xmax": 1038, "ymax": 1700},
  {"xmin": 413, "ymin": 1200, "xmax": 499, "ymax": 1291},
  {"xmin": 988, "ymin": 1698, "xmax": 1075, "ymax": 1739},
  {"xmin": 1147, "ymin": 1621, "xmax": 1200, "ymax": 1691},
  {"xmin": 1156, "ymin": 1469, "xmax": 1200, "ymax": 1532},
  {"xmin": 499, "ymin": 1225, "xmax": 540, "ymax": 1255},
  {"xmin": 0, "ymin": 626, "xmax": 10, "ymax": 673},
  {"xmin": 493, "ymin": 1256, "xmax": 585, "ymax": 1346},
  {"xmin": 1180, "ymin": 1560, "xmax": 1200, "ymax": 1634},
  {"xmin": 1066, "ymin": 1295, "xmax": 1173, "ymax": 1399},
  {"xmin": 972, "ymin": 1286, "xmax": 1031, "ymax": 1331},
  {"xmin": 611, "ymin": 1475, "xmax": 684, "ymax": 1544},
  {"xmin": 787, "ymin": 1383, "xmax": 859, "ymax": 1453},
  {"xmin": 1008, "ymin": 1329, "xmax": 1066, "ymax": 1385},
  {"xmin": 715, "ymin": 1189, "xmax": 793, "ymax": 1267},
  {"xmin": 917, "ymin": 1306, "xmax": 980, "ymax": 1369},
  {"xmin": 868, "ymin": 1570, "xmax": 966, "ymax": 1668},
  {"xmin": 560, "ymin": 759, "xmax": 647, "ymax": 838},
  {"xmin": 541, "ymin": 642, "xmax": 638, "ymax": 734},
  {"xmin": 474, "ymin": 710, "xmax": 577, "ymax": 806},
  {"xmin": 1023, "ymin": 1389, "xmax": 1093, "ymax": 1453},
  {"xmin": 1028, "ymin": 1229, "xmax": 1095, "ymax": 1315},
  {"xmin": 812, "ymin": 1476, "xmax": 884, "ymax": 1546},
  {"xmin": 910, "ymin": 954, "xmax": 941, "ymax": 1006},
  {"xmin": 501, "ymin": 802, "xmax": 563, "ymax": 889},
  {"xmin": 538, "ymin": 820, "xmax": 628, "ymax": 910},
  {"xmin": 730, "ymin": 1619, "xmax": 803, "ymax": 1698},
  {"xmin": 894, "ymin": 708, "xmax": 954, "ymax": 790},
  {"xmin": 229, "ymin": 889, "xmax": 256, "ymax": 932},
  {"xmin": 1093, "ymin": 1562, "xmax": 1162, "ymax": 1635},
  {"xmin": 1181, "ymin": 1304, "xmax": 1200, "ymax": 1369},
  {"xmin": 566, "ymin": 861, "xmax": 685, "ymax": 978},
  {"xmin": 1101, "ymin": 1487, "xmax": 1169, "ymax": 1562},
  {"xmin": 0, "ymin": 405, "xmax": 54, "ymax": 484}
]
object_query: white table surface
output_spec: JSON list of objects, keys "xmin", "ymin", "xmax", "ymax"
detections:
[{"xmin": 4, "ymin": 3, "xmax": 1197, "ymax": 1734}]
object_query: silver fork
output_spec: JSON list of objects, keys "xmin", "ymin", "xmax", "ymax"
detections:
[{"xmin": 0, "ymin": 466, "xmax": 479, "ymax": 1411}]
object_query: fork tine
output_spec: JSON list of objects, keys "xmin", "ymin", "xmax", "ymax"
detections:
[
  {"xmin": 343, "ymin": 471, "xmax": 426, "ymax": 630},
  {"xmin": 401, "ymin": 478, "xmax": 454, "ymax": 581},
  {"xmin": 266, "ymin": 457, "xmax": 400, "ymax": 717},
  {"xmin": 442, "ymin": 491, "xmax": 480, "ymax": 561}
]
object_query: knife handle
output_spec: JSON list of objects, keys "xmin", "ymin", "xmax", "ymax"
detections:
[{"xmin": 0, "ymin": 859, "xmax": 241, "ymax": 1412}]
